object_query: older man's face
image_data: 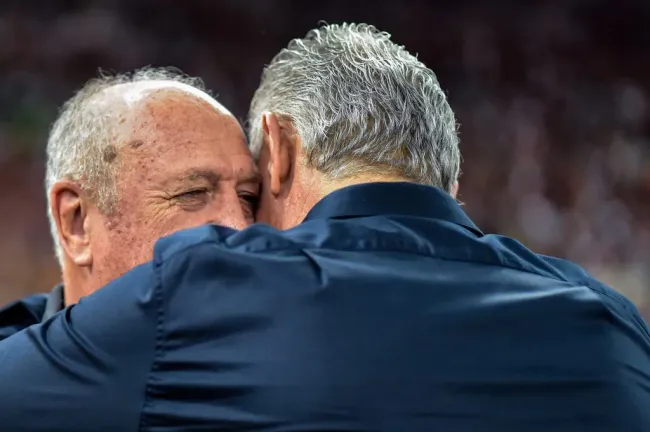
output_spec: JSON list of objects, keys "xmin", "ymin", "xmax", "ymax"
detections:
[{"xmin": 87, "ymin": 90, "xmax": 258, "ymax": 296}]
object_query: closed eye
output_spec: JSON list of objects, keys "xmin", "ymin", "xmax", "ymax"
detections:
[
  {"xmin": 172, "ymin": 188, "xmax": 211, "ymax": 211},
  {"xmin": 175, "ymin": 189, "xmax": 208, "ymax": 199},
  {"xmin": 239, "ymin": 193, "xmax": 259, "ymax": 207},
  {"xmin": 239, "ymin": 193, "xmax": 259, "ymax": 217}
]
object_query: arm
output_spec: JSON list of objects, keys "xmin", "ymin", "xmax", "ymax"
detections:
[{"xmin": 0, "ymin": 262, "xmax": 159, "ymax": 432}]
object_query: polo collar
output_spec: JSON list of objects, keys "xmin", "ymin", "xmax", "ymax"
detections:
[{"xmin": 303, "ymin": 182, "xmax": 483, "ymax": 236}]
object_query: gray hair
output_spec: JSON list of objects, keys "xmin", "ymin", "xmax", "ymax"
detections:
[
  {"xmin": 46, "ymin": 67, "xmax": 208, "ymax": 263},
  {"xmin": 248, "ymin": 23, "xmax": 461, "ymax": 190}
]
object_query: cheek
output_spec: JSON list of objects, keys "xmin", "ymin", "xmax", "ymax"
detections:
[
  {"xmin": 108, "ymin": 225, "xmax": 154, "ymax": 264},
  {"xmin": 91, "ymin": 222, "xmax": 154, "ymax": 288}
]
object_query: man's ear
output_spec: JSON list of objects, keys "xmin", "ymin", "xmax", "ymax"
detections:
[
  {"xmin": 261, "ymin": 112, "xmax": 291, "ymax": 196},
  {"xmin": 451, "ymin": 181, "xmax": 460, "ymax": 200},
  {"xmin": 49, "ymin": 180, "xmax": 93, "ymax": 267}
]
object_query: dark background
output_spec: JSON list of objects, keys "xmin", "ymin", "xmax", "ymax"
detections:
[{"xmin": 0, "ymin": 0, "xmax": 648, "ymax": 316}]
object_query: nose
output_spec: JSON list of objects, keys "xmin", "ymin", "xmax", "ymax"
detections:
[{"xmin": 219, "ymin": 213, "xmax": 248, "ymax": 230}]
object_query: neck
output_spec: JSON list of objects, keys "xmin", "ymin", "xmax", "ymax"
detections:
[
  {"xmin": 283, "ymin": 164, "xmax": 411, "ymax": 230},
  {"xmin": 319, "ymin": 172, "xmax": 412, "ymax": 196},
  {"xmin": 61, "ymin": 262, "xmax": 88, "ymax": 306}
]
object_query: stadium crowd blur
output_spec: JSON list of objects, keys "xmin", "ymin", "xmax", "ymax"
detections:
[{"xmin": 0, "ymin": 0, "xmax": 648, "ymax": 318}]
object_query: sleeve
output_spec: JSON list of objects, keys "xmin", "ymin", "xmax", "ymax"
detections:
[{"xmin": 0, "ymin": 262, "xmax": 160, "ymax": 432}]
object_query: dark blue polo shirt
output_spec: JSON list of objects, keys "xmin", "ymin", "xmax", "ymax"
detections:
[{"xmin": 0, "ymin": 182, "xmax": 648, "ymax": 431}]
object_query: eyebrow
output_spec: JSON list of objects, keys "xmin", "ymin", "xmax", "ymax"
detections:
[
  {"xmin": 181, "ymin": 169, "xmax": 221, "ymax": 185},
  {"xmin": 176, "ymin": 169, "xmax": 261, "ymax": 186}
]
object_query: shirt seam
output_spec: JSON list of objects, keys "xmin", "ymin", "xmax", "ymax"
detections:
[{"xmin": 138, "ymin": 258, "xmax": 166, "ymax": 432}]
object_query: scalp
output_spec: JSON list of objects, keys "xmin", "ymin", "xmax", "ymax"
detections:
[{"xmin": 98, "ymin": 80, "xmax": 233, "ymax": 116}]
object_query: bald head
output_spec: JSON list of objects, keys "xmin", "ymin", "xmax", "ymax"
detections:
[
  {"xmin": 46, "ymin": 68, "xmax": 258, "ymax": 305},
  {"xmin": 82, "ymin": 80, "xmax": 236, "ymax": 176},
  {"xmin": 98, "ymin": 80, "xmax": 233, "ymax": 116}
]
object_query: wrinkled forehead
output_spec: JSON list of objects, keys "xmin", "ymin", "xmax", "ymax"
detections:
[{"xmin": 100, "ymin": 80, "xmax": 232, "ymax": 116}]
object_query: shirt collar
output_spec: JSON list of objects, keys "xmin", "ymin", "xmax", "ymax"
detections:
[
  {"xmin": 303, "ymin": 182, "xmax": 483, "ymax": 236},
  {"xmin": 42, "ymin": 284, "xmax": 64, "ymax": 322}
]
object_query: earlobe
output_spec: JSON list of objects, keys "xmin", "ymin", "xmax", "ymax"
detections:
[
  {"xmin": 451, "ymin": 181, "xmax": 460, "ymax": 200},
  {"xmin": 50, "ymin": 181, "xmax": 93, "ymax": 267}
]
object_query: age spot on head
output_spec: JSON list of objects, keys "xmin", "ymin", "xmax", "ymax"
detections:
[{"xmin": 103, "ymin": 144, "xmax": 118, "ymax": 163}]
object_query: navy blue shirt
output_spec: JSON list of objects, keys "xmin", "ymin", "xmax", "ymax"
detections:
[
  {"xmin": 0, "ymin": 182, "xmax": 648, "ymax": 431},
  {"xmin": 0, "ymin": 285, "xmax": 63, "ymax": 341}
]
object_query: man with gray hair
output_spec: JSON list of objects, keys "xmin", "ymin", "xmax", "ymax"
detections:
[
  {"xmin": 0, "ymin": 24, "xmax": 648, "ymax": 431},
  {"xmin": 248, "ymin": 23, "xmax": 461, "ymax": 227},
  {"xmin": 0, "ymin": 67, "xmax": 259, "ymax": 340}
]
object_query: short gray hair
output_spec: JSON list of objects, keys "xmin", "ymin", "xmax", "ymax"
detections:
[
  {"xmin": 46, "ymin": 67, "xmax": 207, "ymax": 263},
  {"xmin": 248, "ymin": 23, "xmax": 460, "ymax": 189}
]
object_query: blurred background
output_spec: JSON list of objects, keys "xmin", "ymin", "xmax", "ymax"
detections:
[{"xmin": 0, "ymin": 0, "xmax": 648, "ymax": 317}]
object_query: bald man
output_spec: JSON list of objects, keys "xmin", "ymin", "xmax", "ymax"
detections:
[{"xmin": 0, "ymin": 68, "xmax": 259, "ymax": 339}]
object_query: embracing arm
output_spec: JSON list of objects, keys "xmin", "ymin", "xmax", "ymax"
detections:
[{"xmin": 0, "ymin": 262, "xmax": 159, "ymax": 432}]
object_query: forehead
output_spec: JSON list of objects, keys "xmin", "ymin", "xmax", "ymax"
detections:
[
  {"xmin": 131, "ymin": 92, "xmax": 241, "ymax": 143},
  {"xmin": 108, "ymin": 85, "xmax": 256, "ymax": 184},
  {"xmin": 111, "ymin": 83, "xmax": 245, "ymax": 155}
]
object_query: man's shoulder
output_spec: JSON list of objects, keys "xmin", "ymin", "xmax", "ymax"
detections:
[
  {"xmin": 540, "ymin": 254, "xmax": 650, "ymax": 335},
  {"xmin": 144, "ymin": 220, "xmax": 650, "ymax": 428},
  {"xmin": 0, "ymin": 293, "xmax": 48, "ymax": 341},
  {"xmin": 151, "ymin": 220, "xmax": 628, "ymax": 292},
  {"xmin": 152, "ymin": 221, "xmax": 648, "ymax": 328}
]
